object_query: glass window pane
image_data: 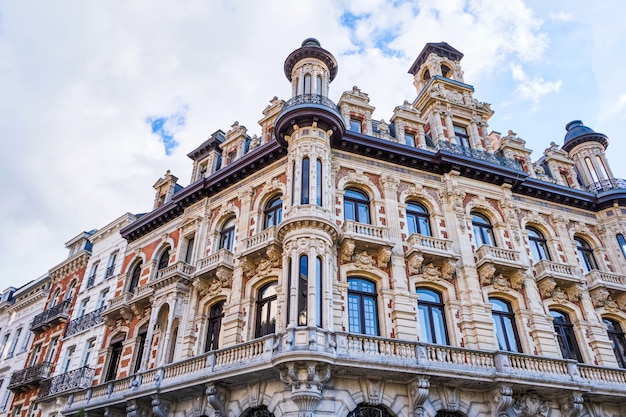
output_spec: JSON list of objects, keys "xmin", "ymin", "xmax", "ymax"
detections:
[
  {"xmin": 348, "ymin": 294, "xmax": 361, "ymax": 333},
  {"xmin": 357, "ymin": 204, "xmax": 370, "ymax": 224},
  {"xmin": 503, "ymin": 317, "xmax": 520, "ymax": 352},
  {"xmin": 363, "ymin": 297, "xmax": 377, "ymax": 336},
  {"xmin": 432, "ymin": 309, "xmax": 447, "ymax": 344},
  {"xmin": 344, "ymin": 201, "xmax": 355, "ymax": 221}
]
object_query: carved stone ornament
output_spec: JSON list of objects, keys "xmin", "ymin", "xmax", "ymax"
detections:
[
  {"xmin": 408, "ymin": 253, "xmax": 424, "ymax": 276},
  {"xmin": 410, "ymin": 377, "xmax": 430, "ymax": 417},
  {"xmin": 479, "ymin": 264, "xmax": 497, "ymax": 286},
  {"xmin": 422, "ymin": 263, "xmax": 441, "ymax": 281},
  {"xmin": 266, "ymin": 245, "xmax": 281, "ymax": 266},
  {"xmin": 206, "ymin": 384, "xmax": 229, "ymax": 417},
  {"xmin": 512, "ymin": 391, "xmax": 550, "ymax": 417},
  {"xmin": 590, "ymin": 288, "xmax": 610, "ymax": 308},
  {"xmin": 441, "ymin": 259, "xmax": 457, "ymax": 281},
  {"xmin": 279, "ymin": 362, "xmax": 330, "ymax": 417},
  {"xmin": 152, "ymin": 395, "xmax": 171, "ymax": 417},
  {"xmin": 340, "ymin": 239, "xmax": 355, "ymax": 263},
  {"xmin": 559, "ymin": 392, "xmax": 584, "ymax": 417},
  {"xmin": 377, "ymin": 248, "xmax": 392, "ymax": 268},
  {"xmin": 256, "ymin": 258, "xmax": 274, "ymax": 277},
  {"xmin": 126, "ymin": 399, "xmax": 145, "ymax": 417},
  {"xmin": 359, "ymin": 379, "xmax": 385, "ymax": 405},
  {"xmin": 538, "ymin": 278, "xmax": 557, "ymax": 300},
  {"xmin": 492, "ymin": 384, "xmax": 513, "ymax": 417},
  {"xmin": 354, "ymin": 251, "xmax": 375, "ymax": 270},
  {"xmin": 510, "ymin": 271, "xmax": 526, "ymax": 290},
  {"xmin": 492, "ymin": 274, "xmax": 511, "ymax": 292},
  {"xmin": 551, "ymin": 286, "xmax": 569, "ymax": 304}
]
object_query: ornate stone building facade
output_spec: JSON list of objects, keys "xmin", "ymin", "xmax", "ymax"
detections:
[{"xmin": 10, "ymin": 40, "xmax": 626, "ymax": 417}]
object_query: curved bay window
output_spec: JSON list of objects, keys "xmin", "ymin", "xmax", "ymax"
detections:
[
  {"xmin": 348, "ymin": 278, "xmax": 378, "ymax": 336},
  {"xmin": 255, "ymin": 282, "xmax": 277, "ymax": 338},
  {"xmin": 205, "ymin": 302, "xmax": 224, "ymax": 352},
  {"xmin": 157, "ymin": 247, "xmax": 170, "ymax": 270},
  {"xmin": 604, "ymin": 318, "xmax": 626, "ymax": 368},
  {"xmin": 575, "ymin": 236, "xmax": 598, "ymax": 273},
  {"xmin": 344, "ymin": 189, "xmax": 371, "ymax": 224},
  {"xmin": 417, "ymin": 288, "xmax": 448, "ymax": 345},
  {"xmin": 407, "ymin": 202, "xmax": 431, "ymax": 236},
  {"xmin": 550, "ymin": 310, "xmax": 582, "ymax": 361},
  {"xmin": 316, "ymin": 158, "xmax": 322, "ymax": 206},
  {"xmin": 472, "ymin": 212, "xmax": 495, "ymax": 247},
  {"xmin": 490, "ymin": 298, "xmax": 521, "ymax": 352},
  {"xmin": 219, "ymin": 218, "xmax": 236, "ymax": 252},
  {"xmin": 301, "ymin": 157, "xmax": 310, "ymax": 204},
  {"xmin": 298, "ymin": 255, "xmax": 308, "ymax": 326},
  {"xmin": 264, "ymin": 196, "xmax": 282, "ymax": 229},
  {"xmin": 128, "ymin": 262, "xmax": 142, "ymax": 293},
  {"xmin": 527, "ymin": 226, "xmax": 551, "ymax": 262}
]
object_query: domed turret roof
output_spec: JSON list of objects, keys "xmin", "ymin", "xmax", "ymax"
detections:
[
  {"xmin": 283, "ymin": 38, "xmax": 338, "ymax": 82},
  {"xmin": 562, "ymin": 120, "xmax": 608, "ymax": 153}
]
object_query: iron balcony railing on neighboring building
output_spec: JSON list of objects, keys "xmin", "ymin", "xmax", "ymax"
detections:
[
  {"xmin": 65, "ymin": 307, "xmax": 105, "ymax": 337},
  {"xmin": 30, "ymin": 299, "xmax": 72, "ymax": 332},
  {"xmin": 105, "ymin": 265, "xmax": 116, "ymax": 278},
  {"xmin": 282, "ymin": 94, "xmax": 339, "ymax": 112},
  {"xmin": 37, "ymin": 366, "xmax": 95, "ymax": 398},
  {"xmin": 587, "ymin": 178, "xmax": 626, "ymax": 193},
  {"xmin": 8, "ymin": 362, "xmax": 52, "ymax": 391}
]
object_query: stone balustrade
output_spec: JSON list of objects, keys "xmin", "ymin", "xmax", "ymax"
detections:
[
  {"xmin": 195, "ymin": 249, "xmax": 235, "ymax": 277},
  {"xmin": 586, "ymin": 269, "xmax": 626, "ymax": 290},
  {"xmin": 65, "ymin": 331, "xmax": 626, "ymax": 414},
  {"xmin": 474, "ymin": 244, "xmax": 522, "ymax": 272},
  {"xmin": 534, "ymin": 260, "xmax": 581, "ymax": 284},
  {"xmin": 155, "ymin": 261, "xmax": 196, "ymax": 281},
  {"xmin": 242, "ymin": 226, "xmax": 278, "ymax": 252}
]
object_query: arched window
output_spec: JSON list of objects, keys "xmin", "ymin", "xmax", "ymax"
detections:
[
  {"xmin": 316, "ymin": 75, "xmax": 322, "ymax": 95},
  {"xmin": 617, "ymin": 234, "xmax": 626, "ymax": 259},
  {"xmin": 575, "ymin": 236, "xmax": 598, "ymax": 273},
  {"xmin": 64, "ymin": 279, "xmax": 77, "ymax": 301},
  {"xmin": 550, "ymin": 310, "xmax": 582, "ymax": 361},
  {"xmin": 603, "ymin": 318, "xmax": 626, "ymax": 368},
  {"xmin": 407, "ymin": 202, "xmax": 431, "ymax": 236},
  {"xmin": 344, "ymin": 189, "xmax": 371, "ymax": 224},
  {"xmin": 205, "ymin": 302, "xmax": 224, "ymax": 352},
  {"xmin": 242, "ymin": 406, "xmax": 275, "ymax": 417},
  {"xmin": 301, "ymin": 157, "xmax": 310, "ymax": 204},
  {"xmin": 133, "ymin": 326, "xmax": 148, "ymax": 373},
  {"xmin": 128, "ymin": 262, "xmax": 142, "ymax": 293},
  {"xmin": 585, "ymin": 157, "xmax": 600, "ymax": 183},
  {"xmin": 348, "ymin": 278, "xmax": 378, "ymax": 336},
  {"xmin": 255, "ymin": 282, "xmax": 277, "ymax": 337},
  {"xmin": 472, "ymin": 212, "xmax": 495, "ymax": 247},
  {"xmin": 316, "ymin": 256, "xmax": 323, "ymax": 327},
  {"xmin": 50, "ymin": 288, "xmax": 61, "ymax": 307},
  {"xmin": 219, "ymin": 218, "xmax": 236, "ymax": 252},
  {"xmin": 417, "ymin": 288, "xmax": 448, "ymax": 345},
  {"xmin": 157, "ymin": 247, "xmax": 170, "ymax": 270},
  {"xmin": 527, "ymin": 227, "xmax": 551, "ymax": 262},
  {"xmin": 105, "ymin": 334, "xmax": 125, "ymax": 382},
  {"xmin": 490, "ymin": 298, "xmax": 521, "ymax": 352},
  {"xmin": 348, "ymin": 404, "xmax": 395, "ymax": 417},
  {"xmin": 298, "ymin": 255, "xmax": 308, "ymax": 326},
  {"xmin": 304, "ymin": 73, "xmax": 312, "ymax": 94},
  {"xmin": 264, "ymin": 196, "xmax": 282, "ymax": 229}
]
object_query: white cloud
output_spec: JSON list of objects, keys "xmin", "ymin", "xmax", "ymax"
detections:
[
  {"xmin": 510, "ymin": 63, "xmax": 561, "ymax": 103},
  {"xmin": 548, "ymin": 11, "xmax": 572, "ymax": 21}
]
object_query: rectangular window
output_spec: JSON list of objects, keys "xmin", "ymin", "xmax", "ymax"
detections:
[
  {"xmin": 453, "ymin": 125, "xmax": 470, "ymax": 148},
  {"xmin": 97, "ymin": 288, "xmax": 110, "ymax": 310},
  {"xmin": 7, "ymin": 328, "xmax": 21, "ymax": 357},
  {"xmin": 21, "ymin": 330, "xmax": 32, "ymax": 352},
  {"xmin": 405, "ymin": 133, "xmax": 415, "ymax": 147},
  {"xmin": 184, "ymin": 235, "xmax": 195, "ymax": 264},
  {"xmin": 47, "ymin": 337, "xmax": 59, "ymax": 363},
  {"xmin": 78, "ymin": 298, "xmax": 90, "ymax": 317},
  {"xmin": 349, "ymin": 118, "xmax": 362, "ymax": 133},
  {"xmin": 82, "ymin": 338, "xmax": 96, "ymax": 368},
  {"xmin": 62, "ymin": 346, "xmax": 75, "ymax": 373},
  {"xmin": 106, "ymin": 252, "xmax": 118, "ymax": 278},
  {"xmin": 0, "ymin": 334, "xmax": 9, "ymax": 359}
]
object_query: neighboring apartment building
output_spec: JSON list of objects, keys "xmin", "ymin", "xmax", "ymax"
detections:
[
  {"xmin": 8, "ymin": 232, "xmax": 92, "ymax": 417},
  {"xmin": 11, "ymin": 40, "xmax": 626, "ymax": 417},
  {"xmin": 36, "ymin": 214, "xmax": 135, "ymax": 417},
  {"xmin": 0, "ymin": 275, "xmax": 50, "ymax": 416}
]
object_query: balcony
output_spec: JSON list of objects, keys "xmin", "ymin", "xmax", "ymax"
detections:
[
  {"xmin": 240, "ymin": 226, "xmax": 281, "ymax": 259},
  {"xmin": 150, "ymin": 261, "xmax": 196, "ymax": 291},
  {"xmin": 405, "ymin": 234, "xmax": 455, "ymax": 261},
  {"xmin": 475, "ymin": 245, "xmax": 523, "ymax": 272},
  {"xmin": 65, "ymin": 331, "xmax": 626, "ymax": 415},
  {"xmin": 105, "ymin": 265, "xmax": 116, "ymax": 279},
  {"xmin": 86, "ymin": 274, "xmax": 96, "ymax": 288},
  {"xmin": 586, "ymin": 270, "xmax": 626, "ymax": 292},
  {"xmin": 282, "ymin": 93, "xmax": 339, "ymax": 113},
  {"xmin": 128, "ymin": 284, "xmax": 154, "ymax": 317},
  {"xmin": 101, "ymin": 292, "xmax": 133, "ymax": 326},
  {"xmin": 341, "ymin": 220, "xmax": 391, "ymax": 249},
  {"xmin": 65, "ymin": 308, "xmax": 105, "ymax": 337},
  {"xmin": 587, "ymin": 178, "xmax": 626, "ymax": 193},
  {"xmin": 30, "ymin": 300, "xmax": 72, "ymax": 332},
  {"xmin": 9, "ymin": 362, "xmax": 52, "ymax": 392},
  {"xmin": 533, "ymin": 260, "xmax": 583, "ymax": 287},
  {"xmin": 38, "ymin": 366, "xmax": 94, "ymax": 398},
  {"xmin": 195, "ymin": 249, "xmax": 235, "ymax": 279}
]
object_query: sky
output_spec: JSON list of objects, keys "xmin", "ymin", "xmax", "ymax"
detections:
[{"xmin": 1, "ymin": 0, "xmax": 625, "ymax": 291}]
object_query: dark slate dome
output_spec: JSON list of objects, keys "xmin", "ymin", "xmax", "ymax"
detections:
[
  {"xmin": 562, "ymin": 120, "xmax": 608, "ymax": 153},
  {"xmin": 283, "ymin": 38, "xmax": 338, "ymax": 82}
]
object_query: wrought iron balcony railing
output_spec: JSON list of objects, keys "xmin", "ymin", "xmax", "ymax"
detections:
[
  {"xmin": 86, "ymin": 274, "xmax": 96, "ymax": 288},
  {"xmin": 282, "ymin": 94, "xmax": 339, "ymax": 112},
  {"xmin": 38, "ymin": 366, "xmax": 95, "ymax": 398},
  {"xmin": 9, "ymin": 362, "xmax": 52, "ymax": 391},
  {"xmin": 30, "ymin": 300, "xmax": 72, "ymax": 332},
  {"xmin": 438, "ymin": 141, "xmax": 522, "ymax": 171},
  {"xmin": 586, "ymin": 178, "xmax": 626, "ymax": 193},
  {"xmin": 65, "ymin": 308, "xmax": 105, "ymax": 337},
  {"xmin": 105, "ymin": 265, "xmax": 116, "ymax": 279}
]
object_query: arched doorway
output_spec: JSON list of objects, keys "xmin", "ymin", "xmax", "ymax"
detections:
[
  {"xmin": 347, "ymin": 404, "xmax": 396, "ymax": 417},
  {"xmin": 241, "ymin": 406, "xmax": 274, "ymax": 417}
]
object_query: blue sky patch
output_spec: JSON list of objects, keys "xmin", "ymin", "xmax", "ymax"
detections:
[{"xmin": 146, "ymin": 107, "xmax": 187, "ymax": 156}]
